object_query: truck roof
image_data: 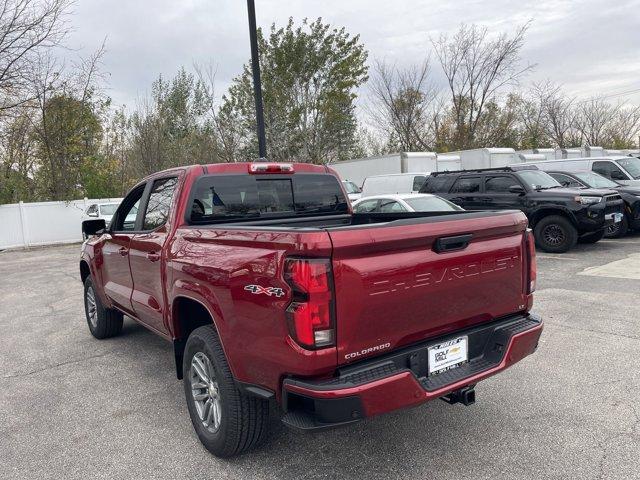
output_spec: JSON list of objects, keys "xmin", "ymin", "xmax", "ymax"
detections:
[{"xmin": 141, "ymin": 161, "xmax": 331, "ymax": 182}]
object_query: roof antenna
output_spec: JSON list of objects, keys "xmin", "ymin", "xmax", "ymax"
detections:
[{"xmin": 247, "ymin": 0, "xmax": 267, "ymax": 162}]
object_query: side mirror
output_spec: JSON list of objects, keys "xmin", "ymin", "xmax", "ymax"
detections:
[
  {"xmin": 611, "ymin": 171, "xmax": 627, "ymax": 181},
  {"xmin": 509, "ymin": 185, "xmax": 525, "ymax": 194},
  {"xmin": 82, "ymin": 219, "xmax": 106, "ymax": 238}
]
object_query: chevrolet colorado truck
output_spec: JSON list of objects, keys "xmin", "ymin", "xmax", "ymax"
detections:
[{"xmin": 79, "ymin": 161, "xmax": 543, "ymax": 457}]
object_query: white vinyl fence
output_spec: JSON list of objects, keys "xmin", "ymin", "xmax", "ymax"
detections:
[{"xmin": 0, "ymin": 198, "xmax": 122, "ymax": 250}]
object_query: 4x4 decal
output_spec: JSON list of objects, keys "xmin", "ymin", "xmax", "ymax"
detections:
[{"xmin": 244, "ymin": 285, "xmax": 285, "ymax": 298}]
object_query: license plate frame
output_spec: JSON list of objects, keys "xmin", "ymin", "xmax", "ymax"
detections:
[{"xmin": 428, "ymin": 336, "xmax": 468, "ymax": 376}]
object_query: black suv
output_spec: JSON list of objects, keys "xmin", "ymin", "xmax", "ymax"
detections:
[
  {"xmin": 421, "ymin": 166, "xmax": 624, "ymax": 253},
  {"xmin": 546, "ymin": 170, "xmax": 640, "ymax": 238}
]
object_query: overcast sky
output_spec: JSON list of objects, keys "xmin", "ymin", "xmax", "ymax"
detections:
[{"xmin": 64, "ymin": 0, "xmax": 640, "ymax": 108}]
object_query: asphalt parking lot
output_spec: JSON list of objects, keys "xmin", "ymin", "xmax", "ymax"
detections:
[{"xmin": 1, "ymin": 238, "xmax": 639, "ymax": 480}]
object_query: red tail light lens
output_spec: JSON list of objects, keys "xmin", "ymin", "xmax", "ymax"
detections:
[
  {"xmin": 284, "ymin": 258, "xmax": 335, "ymax": 349},
  {"xmin": 526, "ymin": 228, "xmax": 537, "ymax": 293}
]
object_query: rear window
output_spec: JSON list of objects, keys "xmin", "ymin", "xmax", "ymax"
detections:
[{"xmin": 189, "ymin": 174, "xmax": 348, "ymax": 223}]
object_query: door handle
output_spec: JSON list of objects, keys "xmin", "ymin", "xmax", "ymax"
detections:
[
  {"xmin": 433, "ymin": 234, "xmax": 474, "ymax": 253},
  {"xmin": 146, "ymin": 252, "xmax": 161, "ymax": 262},
  {"xmin": 118, "ymin": 247, "xmax": 128, "ymax": 256}
]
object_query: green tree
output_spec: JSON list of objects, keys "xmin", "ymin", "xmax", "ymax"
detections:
[
  {"xmin": 223, "ymin": 17, "xmax": 369, "ymax": 163},
  {"xmin": 128, "ymin": 68, "xmax": 218, "ymax": 177},
  {"xmin": 33, "ymin": 94, "xmax": 104, "ymax": 200}
]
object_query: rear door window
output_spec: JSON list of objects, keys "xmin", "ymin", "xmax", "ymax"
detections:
[
  {"xmin": 189, "ymin": 174, "xmax": 348, "ymax": 223},
  {"xmin": 450, "ymin": 176, "xmax": 481, "ymax": 193},
  {"xmin": 143, "ymin": 177, "xmax": 178, "ymax": 230}
]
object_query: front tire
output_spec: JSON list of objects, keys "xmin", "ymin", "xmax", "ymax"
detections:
[
  {"xmin": 533, "ymin": 215, "xmax": 578, "ymax": 253},
  {"xmin": 183, "ymin": 326, "xmax": 269, "ymax": 457},
  {"xmin": 83, "ymin": 277, "xmax": 123, "ymax": 339}
]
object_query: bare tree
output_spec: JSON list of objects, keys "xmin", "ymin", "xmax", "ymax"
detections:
[
  {"xmin": 574, "ymin": 97, "xmax": 618, "ymax": 146},
  {"xmin": 606, "ymin": 104, "xmax": 640, "ymax": 148},
  {"xmin": 515, "ymin": 86, "xmax": 552, "ymax": 149},
  {"xmin": 195, "ymin": 64, "xmax": 244, "ymax": 163},
  {"xmin": 534, "ymin": 81, "xmax": 578, "ymax": 148},
  {"xmin": 366, "ymin": 59, "xmax": 440, "ymax": 151},
  {"xmin": 431, "ymin": 23, "xmax": 534, "ymax": 149},
  {"xmin": 0, "ymin": 0, "xmax": 71, "ymax": 113}
]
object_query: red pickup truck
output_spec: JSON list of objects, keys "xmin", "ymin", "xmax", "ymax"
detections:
[{"xmin": 80, "ymin": 161, "xmax": 543, "ymax": 457}]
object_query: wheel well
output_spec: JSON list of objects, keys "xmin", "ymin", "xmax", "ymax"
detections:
[
  {"xmin": 172, "ymin": 297, "xmax": 216, "ymax": 379},
  {"xmin": 80, "ymin": 261, "xmax": 90, "ymax": 283},
  {"xmin": 529, "ymin": 209, "xmax": 576, "ymax": 228}
]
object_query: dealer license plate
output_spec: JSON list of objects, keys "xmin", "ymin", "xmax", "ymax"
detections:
[{"xmin": 428, "ymin": 336, "xmax": 468, "ymax": 375}]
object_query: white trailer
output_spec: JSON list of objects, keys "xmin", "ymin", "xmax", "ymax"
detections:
[
  {"xmin": 533, "ymin": 148, "xmax": 555, "ymax": 161},
  {"xmin": 328, "ymin": 152, "xmax": 436, "ymax": 186},
  {"xmin": 445, "ymin": 148, "xmax": 517, "ymax": 170},
  {"xmin": 604, "ymin": 149, "xmax": 623, "ymax": 156},
  {"xmin": 436, "ymin": 154, "xmax": 461, "ymax": 172},
  {"xmin": 618, "ymin": 149, "xmax": 640, "ymax": 156},
  {"xmin": 517, "ymin": 153, "xmax": 547, "ymax": 162},
  {"xmin": 556, "ymin": 148, "xmax": 581, "ymax": 159},
  {"xmin": 582, "ymin": 146, "xmax": 604, "ymax": 157}
]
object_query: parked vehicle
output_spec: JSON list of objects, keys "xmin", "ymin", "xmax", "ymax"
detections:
[
  {"xmin": 82, "ymin": 201, "xmax": 135, "ymax": 239},
  {"xmin": 83, "ymin": 202, "xmax": 120, "ymax": 224},
  {"xmin": 421, "ymin": 166, "xmax": 624, "ymax": 253},
  {"xmin": 519, "ymin": 156, "xmax": 640, "ymax": 187},
  {"xmin": 361, "ymin": 172, "xmax": 430, "ymax": 197},
  {"xmin": 80, "ymin": 161, "xmax": 542, "ymax": 457},
  {"xmin": 546, "ymin": 170, "xmax": 640, "ymax": 238},
  {"xmin": 328, "ymin": 152, "xmax": 437, "ymax": 186},
  {"xmin": 352, "ymin": 194, "xmax": 463, "ymax": 213},
  {"xmin": 342, "ymin": 180, "xmax": 362, "ymax": 202}
]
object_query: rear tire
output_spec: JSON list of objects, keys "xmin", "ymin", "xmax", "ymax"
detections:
[
  {"xmin": 533, "ymin": 215, "xmax": 578, "ymax": 253},
  {"xmin": 579, "ymin": 229, "xmax": 605, "ymax": 244},
  {"xmin": 83, "ymin": 277, "xmax": 123, "ymax": 339},
  {"xmin": 604, "ymin": 215, "xmax": 629, "ymax": 238},
  {"xmin": 183, "ymin": 325, "xmax": 269, "ymax": 457}
]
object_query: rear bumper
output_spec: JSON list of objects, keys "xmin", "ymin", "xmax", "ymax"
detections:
[{"xmin": 281, "ymin": 313, "xmax": 543, "ymax": 430}]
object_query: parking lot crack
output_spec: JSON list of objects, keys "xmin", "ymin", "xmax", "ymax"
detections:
[{"xmin": 1, "ymin": 351, "xmax": 115, "ymax": 380}]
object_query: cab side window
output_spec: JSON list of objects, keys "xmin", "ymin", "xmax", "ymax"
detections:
[
  {"xmin": 450, "ymin": 176, "xmax": 481, "ymax": 193},
  {"xmin": 143, "ymin": 177, "xmax": 178, "ymax": 231},
  {"xmin": 593, "ymin": 161, "xmax": 626, "ymax": 181}
]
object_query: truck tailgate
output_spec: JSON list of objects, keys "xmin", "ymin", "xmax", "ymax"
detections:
[{"xmin": 328, "ymin": 211, "xmax": 529, "ymax": 365}]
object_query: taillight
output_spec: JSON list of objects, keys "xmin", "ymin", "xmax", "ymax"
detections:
[
  {"xmin": 248, "ymin": 163, "xmax": 294, "ymax": 174},
  {"xmin": 525, "ymin": 228, "xmax": 537, "ymax": 293},
  {"xmin": 284, "ymin": 258, "xmax": 335, "ymax": 349}
]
